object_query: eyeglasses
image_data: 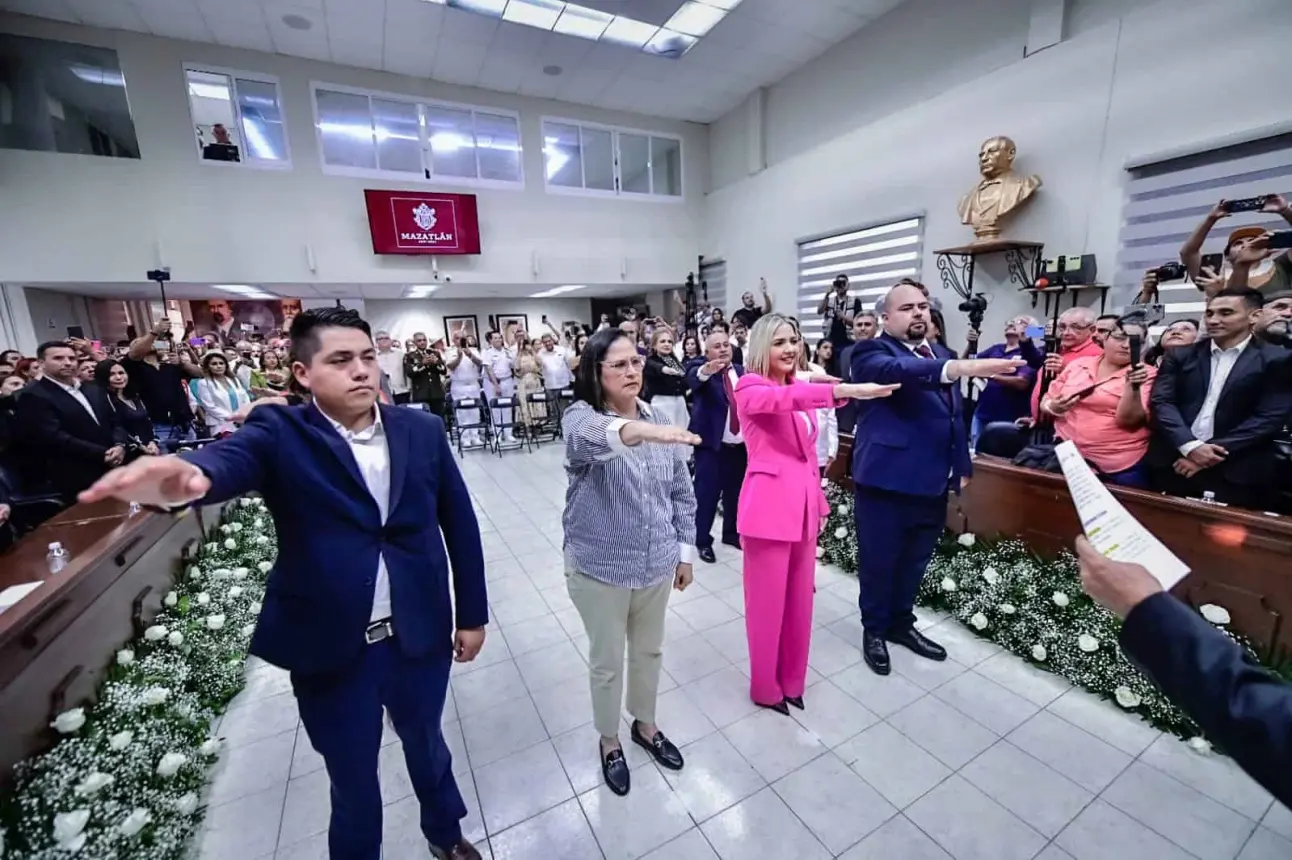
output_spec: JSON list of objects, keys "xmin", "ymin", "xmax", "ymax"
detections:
[
  {"xmin": 601, "ymin": 357, "xmax": 646, "ymax": 374},
  {"xmin": 1056, "ymin": 322, "xmax": 1092, "ymax": 332}
]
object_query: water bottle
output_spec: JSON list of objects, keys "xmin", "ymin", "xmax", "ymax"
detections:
[
  {"xmin": 1201, "ymin": 491, "xmax": 1216, "ymax": 506},
  {"xmin": 128, "ymin": 502, "xmax": 141, "ymax": 516},
  {"xmin": 47, "ymin": 542, "xmax": 68, "ymax": 574}
]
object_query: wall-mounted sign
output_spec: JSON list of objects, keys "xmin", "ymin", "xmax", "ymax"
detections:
[{"xmin": 363, "ymin": 189, "xmax": 482, "ymax": 256}]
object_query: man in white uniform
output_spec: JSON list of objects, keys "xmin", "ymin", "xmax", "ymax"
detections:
[
  {"xmin": 446, "ymin": 339, "xmax": 484, "ymax": 447},
  {"xmin": 375, "ymin": 331, "xmax": 410, "ymax": 404},
  {"xmin": 481, "ymin": 330, "xmax": 516, "ymax": 443}
]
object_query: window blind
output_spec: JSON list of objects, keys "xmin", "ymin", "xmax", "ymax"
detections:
[
  {"xmin": 1117, "ymin": 131, "xmax": 1292, "ymax": 328},
  {"xmin": 699, "ymin": 258, "xmax": 727, "ymax": 322},
  {"xmin": 796, "ymin": 217, "xmax": 923, "ymax": 343}
]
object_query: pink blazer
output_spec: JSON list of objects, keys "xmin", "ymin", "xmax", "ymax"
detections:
[{"xmin": 733, "ymin": 373, "xmax": 842, "ymax": 543}]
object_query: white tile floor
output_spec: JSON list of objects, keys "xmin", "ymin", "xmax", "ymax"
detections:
[{"xmin": 196, "ymin": 443, "xmax": 1291, "ymax": 860}]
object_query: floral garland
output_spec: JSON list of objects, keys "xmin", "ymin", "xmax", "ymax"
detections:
[
  {"xmin": 0, "ymin": 498, "xmax": 276, "ymax": 859},
  {"xmin": 817, "ymin": 480, "xmax": 1249, "ymax": 743}
]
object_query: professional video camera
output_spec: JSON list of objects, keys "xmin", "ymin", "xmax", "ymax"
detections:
[{"xmin": 958, "ymin": 293, "xmax": 987, "ymax": 329}]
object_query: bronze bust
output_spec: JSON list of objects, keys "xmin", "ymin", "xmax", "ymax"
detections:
[{"xmin": 957, "ymin": 135, "xmax": 1042, "ymax": 241}]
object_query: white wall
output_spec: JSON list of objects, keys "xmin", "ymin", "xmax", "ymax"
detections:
[
  {"xmin": 24, "ymin": 288, "xmax": 96, "ymax": 343},
  {"xmin": 703, "ymin": 0, "xmax": 1292, "ymax": 345},
  {"xmin": 0, "ymin": 14, "xmax": 707, "ymax": 289},
  {"xmin": 365, "ymin": 297, "xmax": 591, "ymax": 344}
]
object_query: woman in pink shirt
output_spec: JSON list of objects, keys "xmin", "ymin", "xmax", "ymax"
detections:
[
  {"xmin": 733, "ymin": 314, "xmax": 897, "ymax": 713},
  {"xmin": 1040, "ymin": 321, "xmax": 1155, "ymax": 487}
]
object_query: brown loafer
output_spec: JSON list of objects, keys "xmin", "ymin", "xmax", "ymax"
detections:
[{"xmin": 429, "ymin": 839, "xmax": 483, "ymax": 860}]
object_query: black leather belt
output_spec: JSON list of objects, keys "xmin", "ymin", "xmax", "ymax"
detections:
[{"xmin": 365, "ymin": 618, "xmax": 394, "ymax": 644}]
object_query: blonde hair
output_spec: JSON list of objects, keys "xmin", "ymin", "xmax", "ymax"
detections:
[
  {"xmin": 650, "ymin": 326, "xmax": 674, "ymax": 351},
  {"xmin": 744, "ymin": 313, "xmax": 799, "ymax": 378}
]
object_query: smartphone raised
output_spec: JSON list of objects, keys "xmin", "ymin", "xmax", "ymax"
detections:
[
  {"xmin": 1264, "ymin": 230, "xmax": 1292, "ymax": 250},
  {"xmin": 155, "ymin": 340, "xmax": 171, "ymax": 352},
  {"xmin": 67, "ymin": 325, "xmax": 85, "ymax": 339},
  {"xmin": 1024, "ymin": 325, "xmax": 1045, "ymax": 339},
  {"xmin": 1222, "ymin": 196, "xmax": 1270, "ymax": 213}
]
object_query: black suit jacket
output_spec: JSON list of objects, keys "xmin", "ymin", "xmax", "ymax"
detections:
[
  {"xmin": 1148, "ymin": 339, "xmax": 1292, "ymax": 483},
  {"xmin": 18, "ymin": 378, "xmax": 125, "ymax": 497},
  {"xmin": 1121, "ymin": 593, "xmax": 1292, "ymax": 808}
]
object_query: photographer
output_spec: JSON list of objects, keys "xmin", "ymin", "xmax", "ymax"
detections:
[
  {"xmin": 1180, "ymin": 195, "xmax": 1292, "ymax": 296},
  {"xmin": 817, "ymin": 274, "xmax": 861, "ymax": 355},
  {"xmin": 123, "ymin": 319, "xmax": 201, "ymax": 449},
  {"xmin": 446, "ymin": 336, "xmax": 483, "ymax": 446}
]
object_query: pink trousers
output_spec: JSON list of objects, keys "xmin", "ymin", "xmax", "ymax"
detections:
[{"xmin": 742, "ymin": 535, "xmax": 817, "ymax": 706}]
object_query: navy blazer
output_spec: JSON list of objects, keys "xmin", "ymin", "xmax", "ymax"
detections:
[
  {"xmin": 181, "ymin": 404, "xmax": 487, "ymax": 676},
  {"xmin": 850, "ymin": 334, "xmax": 971, "ymax": 498},
  {"xmin": 686, "ymin": 363, "xmax": 745, "ymax": 451},
  {"xmin": 1121, "ymin": 593, "xmax": 1292, "ymax": 807},
  {"xmin": 19, "ymin": 379, "xmax": 127, "ymax": 498}
]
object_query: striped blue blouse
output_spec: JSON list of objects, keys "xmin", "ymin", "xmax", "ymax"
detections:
[{"xmin": 562, "ymin": 400, "xmax": 698, "ymax": 589}]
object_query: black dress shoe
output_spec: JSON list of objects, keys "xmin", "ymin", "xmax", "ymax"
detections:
[
  {"xmin": 600, "ymin": 745, "xmax": 630, "ymax": 796},
  {"xmin": 785, "ymin": 695, "xmax": 804, "ymax": 711},
  {"xmin": 698, "ymin": 547, "xmax": 717, "ymax": 564},
  {"xmin": 863, "ymin": 632, "xmax": 891, "ymax": 675},
  {"xmin": 631, "ymin": 721, "xmax": 684, "ymax": 771},
  {"xmin": 887, "ymin": 628, "xmax": 947, "ymax": 662},
  {"xmin": 721, "ymin": 536, "xmax": 742, "ymax": 551},
  {"xmin": 428, "ymin": 839, "xmax": 483, "ymax": 860},
  {"xmin": 758, "ymin": 699, "xmax": 790, "ymax": 715}
]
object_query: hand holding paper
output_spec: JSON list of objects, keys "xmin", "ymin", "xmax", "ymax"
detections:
[{"xmin": 1074, "ymin": 536, "xmax": 1163, "ymax": 620}]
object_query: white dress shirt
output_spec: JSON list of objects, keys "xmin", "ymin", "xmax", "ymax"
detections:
[
  {"xmin": 377, "ymin": 348, "xmax": 408, "ymax": 395},
  {"xmin": 807, "ymin": 362, "xmax": 838, "ymax": 464},
  {"xmin": 901, "ymin": 338, "xmax": 956, "ymax": 384},
  {"xmin": 318, "ymin": 404, "xmax": 392, "ymax": 623},
  {"xmin": 50, "ymin": 377, "xmax": 99, "ymax": 422},
  {"xmin": 695, "ymin": 365, "xmax": 744, "ymax": 444},
  {"xmin": 482, "ymin": 346, "xmax": 514, "ymax": 382},
  {"xmin": 1181, "ymin": 337, "xmax": 1251, "ymax": 455},
  {"xmin": 538, "ymin": 347, "xmax": 572, "ymax": 389}
]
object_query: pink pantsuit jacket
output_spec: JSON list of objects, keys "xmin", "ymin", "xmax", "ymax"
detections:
[{"xmin": 734, "ymin": 374, "xmax": 842, "ymax": 543}]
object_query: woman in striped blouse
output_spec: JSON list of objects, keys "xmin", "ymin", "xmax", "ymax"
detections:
[{"xmin": 562, "ymin": 328, "xmax": 701, "ymax": 797}]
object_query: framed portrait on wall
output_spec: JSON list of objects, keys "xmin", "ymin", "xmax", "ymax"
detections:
[
  {"xmin": 494, "ymin": 313, "xmax": 529, "ymax": 345},
  {"xmin": 443, "ymin": 314, "xmax": 479, "ymax": 346}
]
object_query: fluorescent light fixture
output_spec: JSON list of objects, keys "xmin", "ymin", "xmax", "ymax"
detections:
[
  {"xmin": 530, "ymin": 284, "xmax": 586, "ymax": 297},
  {"xmin": 600, "ymin": 16, "xmax": 659, "ymax": 48},
  {"xmin": 644, "ymin": 27, "xmax": 697, "ymax": 57},
  {"xmin": 701, "ymin": 0, "xmax": 741, "ymax": 8},
  {"xmin": 213, "ymin": 284, "xmax": 276, "ymax": 298},
  {"xmin": 69, "ymin": 64, "xmax": 125, "ymax": 86},
  {"xmin": 419, "ymin": 0, "xmax": 446, "ymax": 4},
  {"xmin": 553, "ymin": 3, "xmax": 612, "ymax": 39},
  {"xmin": 447, "ymin": 0, "xmax": 506, "ymax": 14},
  {"xmin": 404, "ymin": 285, "xmax": 440, "ymax": 297},
  {"xmin": 664, "ymin": 1, "xmax": 726, "ymax": 37},
  {"xmin": 187, "ymin": 81, "xmax": 230, "ymax": 101},
  {"xmin": 502, "ymin": 0, "xmax": 564, "ymax": 30}
]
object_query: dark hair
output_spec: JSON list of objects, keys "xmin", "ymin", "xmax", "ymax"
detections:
[
  {"xmin": 201, "ymin": 351, "xmax": 229, "ymax": 376},
  {"xmin": 486, "ymin": 329, "xmax": 502, "ymax": 342},
  {"xmin": 93, "ymin": 359, "xmax": 126, "ymax": 393},
  {"xmin": 928, "ymin": 308, "xmax": 950, "ymax": 349},
  {"xmin": 1212, "ymin": 285, "xmax": 1264, "ymax": 311},
  {"xmin": 711, "ymin": 321, "xmax": 730, "ymax": 334},
  {"xmin": 36, "ymin": 340, "xmax": 73, "ymax": 360},
  {"xmin": 289, "ymin": 307, "xmax": 372, "ymax": 366},
  {"xmin": 833, "ymin": 274, "xmax": 849, "ymax": 287},
  {"xmin": 0, "ymin": 350, "xmax": 22, "ymax": 363},
  {"xmin": 573, "ymin": 329, "xmax": 631, "ymax": 410},
  {"xmin": 1096, "ymin": 314, "xmax": 1120, "ymax": 323},
  {"xmin": 1171, "ymin": 318, "xmax": 1200, "ymax": 330},
  {"xmin": 573, "ymin": 331, "xmax": 589, "ymax": 355}
]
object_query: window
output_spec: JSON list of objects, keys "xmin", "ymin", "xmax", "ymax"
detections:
[
  {"xmin": 0, "ymin": 34, "xmax": 140, "ymax": 159},
  {"xmin": 184, "ymin": 66, "xmax": 289, "ymax": 168},
  {"xmin": 795, "ymin": 217, "xmax": 924, "ymax": 344},
  {"xmin": 1118, "ymin": 131, "xmax": 1292, "ymax": 330},
  {"xmin": 312, "ymin": 83, "xmax": 523, "ymax": 187},
  {"xmin": 542, "ymin": 118, "xmax": 683, "ymax": 199},
  {"xmin": 699, "ymin": 258, "xmax": 727, "ymax": 321}
]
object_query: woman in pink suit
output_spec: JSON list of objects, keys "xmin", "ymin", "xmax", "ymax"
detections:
[{"xmin": 734, "ymin": 314, "xmax": 898, "ymax": 713}]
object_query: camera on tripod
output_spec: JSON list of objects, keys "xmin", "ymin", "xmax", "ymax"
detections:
[{"xmin": 958, "ymin": 293, "xmax": 988, "ymax": 328}]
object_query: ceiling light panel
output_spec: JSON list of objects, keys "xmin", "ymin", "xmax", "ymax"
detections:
[
  {"xmin": 600, "ymin": 15, "xmax": 659, "ymax": 48},
  {"xmin": 502, "ymin": 0, "xmax": 564, "ymax": 29},
  {"xmin": 447, "ymin": 0, "xmax": 507, "ymax": 15},
  {"xmin": 553, "ymin": 3, "xmax": 612, "ymax": 39},
  {"xmin": 664, "ymin": 1, "xmax": 726, "ymax": 37}
]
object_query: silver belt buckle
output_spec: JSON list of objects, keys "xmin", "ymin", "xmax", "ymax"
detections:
[{"xmin": 365, "ymin": 619, "xmax": 394, "ymax": 644}]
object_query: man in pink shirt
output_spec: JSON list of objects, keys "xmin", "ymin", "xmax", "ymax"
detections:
[{"xmin": 1028, "ymin": 306, "xmax": 1103, "ymax": 419}]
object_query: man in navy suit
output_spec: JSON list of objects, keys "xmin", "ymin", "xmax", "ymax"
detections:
[
  {"xmin": 687, "ymin": 329, "xmax": 746, "ymax": 564},
  {"xmin": 82, "ymin": 309, "xmax": 488, "ymax": 860},
  {"xmin": 851, "ymin": 283, "xmax": 1023, "ymax": 675}
]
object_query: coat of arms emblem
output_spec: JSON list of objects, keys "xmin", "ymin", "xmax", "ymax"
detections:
[{"xmin": 412, "ymin": 202, "xmax": 437, "ymax": 231}]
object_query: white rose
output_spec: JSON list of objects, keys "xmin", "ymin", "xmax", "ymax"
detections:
[
  {"xmin": 969, "ymin": 612, "xmax": 988, "ymax": 630},
  {"xmin": 50, "ymin": 708, "xmax": 86, "ymax": 734},
  {"xmin": 198, "ymin": 739, "xmax": 221, "ymax": 757},
  {"xmin": 205, "ymin": 542, "xmax": 219, "ymax": 553},
  {"xmin": 255, "ymin": 535, "xmax": 270, "ymax": 545},
  {"xmin": 999, "ymin": 603, "xmax": 1017, "ymax": 615},
  {"xmin": 175, "ymin": 793, "xmax": 199, "ymax": 816},
  {"xmin": 1113, "ymin": 686, "xmax": 1142, "ymax": 709},
  {"xmin": 164, "ymin": 591, "xmax": 178, "ymax": 608},
  {"xmin": 240, "ymin": 497, "xmax": 254, "ymax": 507},
  {"xmin": 224, "ymin": 538, "xmax": 237, "ymax": 549},
  {"xmin": 1031, "ymin": 644, "xmax": 1047, "ymax": 661},
  {"xmin": 981, "ymin": 567, "xmax": 1000, "ymax": 585},
  {"xmin": 156, "ymin": 752, "xmax": 188, "ymax": 778},
  {"xmin": 1199, "ymin": 604, "xmax": 1231, "ymax": 625},
  {"xmin": 253, "ymin": 517, "xmax": 264, "ymax": 528},
  {"xmin": 74, "ymin": 772, "xmax": 114, "ymax": 796},
  {"xmin": 1187, "ymin": 736, "xmax": 1213, "ymax": 755},
  {"xmin": 144, "ymin": 625, "xmax": 168, "ymax": 641},
  {"xmin": 141, "ymin": 687, "xmax": 170, "ymax": 706},
  {"xmin": 820, "ymin": 477, "xmax": 828, "ymax": 488},
  {"xmin": 211, "ymin": 568, "xmax": 231, "ymax": 580},
  {"xmin": 206, "ymin": 614, "xmax": 226, "ymax": 631},
  {"xmin": 814, "ymin": 545, "xmax": 824, "ymax": 558},
  {"xmin": 257, "ymin": 561, "xmax": 272, "ymax": 573},
  {"xmin": 220, "ymin": 524, "xmax": 231, "ymax": 534},
  {"xmin": 957, "ymin": 533, "xmax": 976, "ymax": 547},
  {"xmin": 118, "ymin": 807, "xmax": 151, "ymax": 837},
  {"xmin": 833, "ymin": 527, "xmax": 847, "ymax": 539},
  {"xmin": 196, "ymin": 593, "xmax": 211, "ymax": 606},
  {"xmin": 1077, "ymin": 633, "xmax": 1100, "ymax": 653},
  {"xmin": 836, "ymin": 503, "xmax": 850, "ymax": 516},
  {"xmin": 108, "ymin": 730, "xmax": 133, "ymax": 751},
  {"xmin": 1052, "ymin": 592, "xmax": 1070, "ymax": 608},
  {"xmin": 229, "ymin": 522, "xmax": 243, "ymax": 532},
  {"xmin": 53, "ymin": 809, "xmax": 90, "ymax": 849},
  {"xmin": 228, "ymin": 586, "xmax": 244, "ymax": 599},
  {"xmin": 249, "ymin": 601, "xmax": 263, "ymax": 614},
  {"xmin": 188, "ymin": 565, "xmax": 201, "ymax": 579},
  {"xmin": 940, "ymin": 577, "xmax": 957, "ymax": 592},
  {"xmin": 241, "ymin": 624, "xmax": 255, "ymax": 637},
  {"xmin": 116, "ymin": 649, "xmax": 135, "ymax": 666},
  {"xmin": 167, "ymin": 631, "xmax": 184, "ymax": 647},
  {"xmin": 233, "ymin": 567, "xmax": 249, "ymax": 580}
]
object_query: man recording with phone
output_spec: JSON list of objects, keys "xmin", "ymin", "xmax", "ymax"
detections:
[
  {"xmin": 1178, "ymin": 195, "xmax": 1292, "ymax": 297},
  {"xmin": 123, "ymin": 319, "xmax": 202, "ymax": 449}
]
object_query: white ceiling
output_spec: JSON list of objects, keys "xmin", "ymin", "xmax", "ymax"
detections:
[
  {"xmin": 1, "ymin": 0, "xmax": 907, "ymax": 122},
  {"xmin": 23, "ymin": 281, "xmax": 664, "ymax": 300}
]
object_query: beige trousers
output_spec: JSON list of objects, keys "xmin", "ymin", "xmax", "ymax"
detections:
[{"xmin": 566, "ymin": 567, "xmax": 672, "ymax": 738}]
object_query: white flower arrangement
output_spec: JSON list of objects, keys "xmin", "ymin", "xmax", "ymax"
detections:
[
  {"xmin": 107, "ymin": 730, "xmax": 133, "ymax": 751},
  {"xmin": 981, "ymin": 567, "xmax": 1000, "ymax": 585},
  {"xmin": 196, "ymin": 593, "xmax": 211, "ymax": 606},
  {"xmin": 74, "ymin": 773, "xmax": 114, "ymax": 796},
  {"xmin": 233, "ymin": 568, "xmax": 249, "ymax": 580},
  {"xmin": 50, "ymin": 708, "xmax": 86, "ymax": 734},
  {"xmin": 940, "ymin": 577, "xmax": 957, "ymax": 592},
  {"xmin": 205, "ymin": 614, "xmax": 226, "ymax": 631},
  {"xmin": 1077, "ymin": 634, "xmax": 1100, "ymax": 653},
  {"xmin": 1052, "ymin": 591, "xmax": 1070, "ymax": 608},
  {"xmin": 999, "ymin": 603, "xmax": 1017, "ymax": 615},
  {"xmin": 168, "ymin": 631, "xmax": 185, "ymax": 647},
  {"xmin": 257, "ymin": 561, "xmax": 272, "ymax": 573},
  {"xmin": 229, "ymin": 522, "xmax": 243, "ymax": 533},
  {"xmin": 969, "ymin": 613, "xmax": 989, "ymax": 631},
  {"xmin": 175, "ymin": 793, "xmax": 199, "ymax": 816},
  {"xmin": 249, "ymin": 601, "xmax": 262, "ymax": 614},
  {"xmin": 53, "ymin": 809, "xmax": 89, "ymax": 851},
  {"xmin": 219, "ymin": 525, "xmax": 231, "ymax": 535},
  {"xmin": 1199, "ymin": 604, "xmax": 1231, "ymax": 625},
  {"xmin": 1114, "ymin": 686, "xmax": 1142, "ymax": 709},
  {"xmin": 141, "ymin": 686, "xmax": 171, "ymax": 706},
  {"xmin": 836, "ymin": 503, "xmax": 850, "ymax": 516},
  {"xmin": 833, "ymin": 527, "xmax": 847, "ymax": 539},
  {"xmin": 223, "ymin": 538, "xmax": 237, "ymax": 550},
  {"xmin": 228, "ymin": 586, "xmax": 244, "ymax": 599},
  {"xmin": 155, "ymin": 752, "xmax": 188, "ymax": 778},
  {"xmin": 957, "ymin": 532, "xmax": 976, "ymax": 547},
  {"xmin": 164, "ymin": 591, "xmax": 178, "ymax": 608},
  {"xmin": 1031, "ymin": 644, "xmax": 1048, "ymax": 662},
  {"xmin": 119, "ymin": 807, "xmax": 152, "ymax": 837},
  {"xmin": 144, "ymin": 625, "xmax": 168, "ymax": 641},
  {"xmin": 116, "ymin": 649, "xmax": 134, "ymax": 666}
]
